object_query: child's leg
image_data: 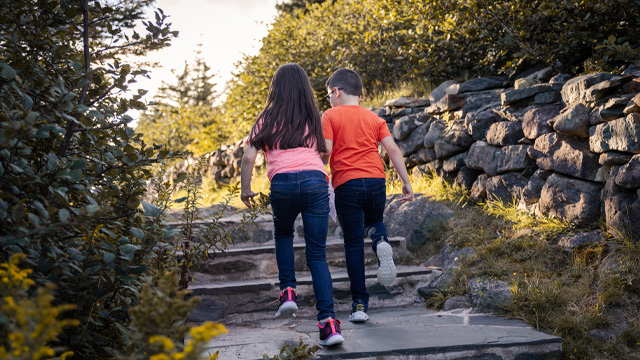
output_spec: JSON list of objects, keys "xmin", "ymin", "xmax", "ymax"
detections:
[
  {"xmin": 334, "ymin": 179, "xmax": 369, "ymax": 304},
  {"xmin": 362, "ymin": 178, "xmax": 388, "ymax": 253},
  {"xmin": 270, "ymin": 173, "xmax": 302, "ymax": 290},
  {"xmin": 298, "ymin": 171, "xmax": 335, "ymax": 322},
  {"xmin": 362, "ymin": 178, "xmax": 396, "ymax": 286}
]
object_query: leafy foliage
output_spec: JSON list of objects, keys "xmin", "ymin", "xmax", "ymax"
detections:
[
  {"xmin": 0, "ymin": 254, "xmax": 78, "ymax": 360},
  {"xmin": 263, "ymin": 339, "xmax": 321, "ymax": 360},
  {"xmin": 136, "ymin": 46, "xmax": 226, "ymax": 156},
  {"xmin": 0, "ymin": 0, "xmax": 189, "ymax": 357},
  {"xmin": 219, "ymin": 0, "xmax": 640, "ymax": 141},
  {"xmin": 117, "ymin": 272, "xmax": 227, "ymax": 360}
]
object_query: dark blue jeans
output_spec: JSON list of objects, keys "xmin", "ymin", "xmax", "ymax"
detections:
[
  {"xmin": 270, "ymin": 170, "xmax": 335, "ymax": 321},
  {"xmin": 334, "ymin": 178, "xmax": 389, "ymax": 304}
]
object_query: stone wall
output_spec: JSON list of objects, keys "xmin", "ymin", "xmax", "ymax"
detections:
[
  {"xmin": 153, "ymin": 66, "xmax": 640, "ymax": 239},
  {"xmin": 383, "ymin": 67, "xmax": 640, "ymax": 239}
]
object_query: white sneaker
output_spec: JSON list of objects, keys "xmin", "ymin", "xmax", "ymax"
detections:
[
  {"xmin": 348, "ymin": 311, "xmax": 369, "ymax": 322},
  {"xmin": 275, "ymin": 288, "xmax": 298, "ymax": 318},
  {"xmin": 376, "ymin": 241, "xmax": 396, "ymax": 286}
]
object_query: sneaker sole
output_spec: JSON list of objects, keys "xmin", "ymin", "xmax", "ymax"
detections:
[
  {"xmin": 376, "ymin": 242, "xmax": 396, "ymax": 286},
  {"xmin": 349, "ymin": 311, "xmax": 368, "ymax": 323},
  {"xmin": 320, "ymin": 334, "xmax": 344, "ymax": 346},
  {"xmin": 275, "ymin": 301, "xmax": 298, "ymax": 318}
]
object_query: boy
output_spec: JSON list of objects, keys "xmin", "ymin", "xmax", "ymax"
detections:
[{"xmin": 322, "ymin": 68, "xmax": 414, "ymax": 323}]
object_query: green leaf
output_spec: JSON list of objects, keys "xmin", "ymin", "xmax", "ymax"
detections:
[
  {"xmin": 130, "ymin": 227, "xmax": 144, "ymax": 239},
  {"xmin": 12, "ymin": 204, "xmax": 25, "ymax": 223},
  {"xmin": 71, "ymin": 158, "xmax": 87, "ymax": 170},
  {"xmin": 103, "ymin": 252, "xmax": 116, "ymax": 264},
  {"xmin": 58, "ymin": 208, "xmax": 70, "ymax": 222},
  {"xmin": 141, "ymin": 201, "xmax": 162, "ymax": 217},
  {"xmin": 0, "ymin": 64, "xmax": 16, "ymax": 80},
  {"xmin": 85, "ymin": 204, "xmax": 100, "ymax": 215},
  {"xmin": 173, "ymin": 196, "xmax": 187, "ymax": 203}
]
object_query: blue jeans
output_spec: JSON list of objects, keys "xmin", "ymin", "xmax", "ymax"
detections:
[
  {"xmin": 334, "ymin": 178, "xmax": 388, "ymax": 304},
  {"xmin": 270, "ymin": 170, "xmax": 335, "ymax": 321}
]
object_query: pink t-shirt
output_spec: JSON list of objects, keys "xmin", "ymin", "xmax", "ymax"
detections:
[
  {"xmin": 249, "ymin": 119, "xmax": 327, "ymax": 181},
  {"xmin": 263, "ymin": 147, "xmax": 327, "ymax": 181}
]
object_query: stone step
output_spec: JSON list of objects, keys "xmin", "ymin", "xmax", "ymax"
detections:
[
  {"xmin": 179, "ymin": 236, "xmax": 407, "ymax": 258},
  {"xmin": 189, "ymin": 265, "xmax": 432, "ymax": 296},
  {"xmin": 201, "ymin": 304, "xmax": 562, "ymax": 360},
  {"xmin": 167, "ymin": 212, "xmax": 342, "ymax": 247}
]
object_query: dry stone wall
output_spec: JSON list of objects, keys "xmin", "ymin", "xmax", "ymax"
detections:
[
  {"xmin": 383, "ymin": 66, "xmax": 640, "ymax": 239},
  {"xmin": 153, "ymin": 66, "xmax": 640, "ymax": 240}
]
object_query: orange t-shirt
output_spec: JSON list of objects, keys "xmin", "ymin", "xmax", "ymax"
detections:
[{"xmin": 322, "ymin": 105, "xmax": 392, "ymax": 189}]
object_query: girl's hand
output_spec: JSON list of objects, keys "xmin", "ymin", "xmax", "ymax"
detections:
[{"xmin": 241, "ymin": 190, "xmax": 258, "ymax": 208}]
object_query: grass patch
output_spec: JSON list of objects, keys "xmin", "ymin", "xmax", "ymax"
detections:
[
  {"xmin": 405, "ymin": 173, "xmax": 640, "ymax": 359},
  {"xmin": 170, "ymin": 168, "xmax": 271, "ymax": 210},
  {"xmin": 361, "ymin": 79, "xmax": 434, "ymax": 109}
]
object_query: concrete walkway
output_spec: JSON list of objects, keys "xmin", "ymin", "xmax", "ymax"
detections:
[{"xmin": 201, "ymin": 304, "xmax": 561, "ymax": 359}]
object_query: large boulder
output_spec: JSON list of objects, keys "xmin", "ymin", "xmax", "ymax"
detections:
[
  {"xmin": 589, "ymin": 113, "xmax": 640, "ymax": 154},
  {"xmin": 485, "ymin": 173, "xmax": 529, "ymax": 203},
  {"xmin": 590, "ymin": 96, "xmax": 634, "ymax": 125},
  {"xmin": 465, "ymin": 141, "xmax": 501, "ymax": 176},
  {"xmin": 460, "ymin": 89, "xmax": 503, "ymax": 115},
  {"xmin": 615, "ymin": 154, "xmax": 640, "ymax": 189},
  {"xmin": 539, "ymin": 173, "xmax": 602, "ymax": 226},
  {"xmin": 501, "ymin": 83, "xmax": 563, "ymax": 105},
  {"xmin": 521, "ymin": 169, "xmax": 553, "ymax": 205},
  {"xmin": 561, "ymin": 73, "xmax": 615, "ymax": 105},
  {"xmin": 397, "ymin": 121, "xmax": 430, "ymax": 156},
  {"xmin": 385, "ymin": 96, "xmax": 429, "ymax": 108},
  {"xmin": 533, "ymin": 133, "xmax": 604, "ymax": 182},
  {"xmin": 423, "ymin": 121, "xmax": 446, "ymax": 148},
  {"xmin": 425, "ymin": 94, "xmax": 463, "ymax": 115},
  {"xmin": 409, "ymin": 147, "xmax": 437, "ymax": 165},
  {"xmin": 458, "ymin": 76, "xmax": 508, "ymax": 93},
  {"xmin": 558, "ymin": 230, "xmax": 606, "ymax": 254},
  {"xmin": 392, "ymin": 115, "xmax": 419, "ymax": 141},
  {"xmin": 464, "ymin": 109, "xmax": 502, "ymax": 140},
  {"xmin": 429, "ymin": 80, "xmax": 457, "ymax": 104},
  {"xmin": 496, "ymin": 145, "xmax": 534, "ymax": 173},
  {"xmin": 486, "ymin": 121, "xmax": 524, "ymax": 146},
  {"xmin": 602, "ymin": 167, "xmax": 640, "ymax": 241},
  {"xmin": 581, "ymin": 74, "xmax": 635, "ymax": 102},
  {"xmin": 470, "ymin": 174, "xmax": 490, "ymax": 202},
  {"xmin": 455, "ymin": 166, "xmax": 483, "ymax": 190},
  {"xmin": 434, "ymin": 139, "xmax": 467, "ymax": 159},
  {"xmin": 442, "ymin": 151, "xmax": 468, "ymax": 173},
  {"xmin": 599, "ymin": 151, "xmax": 633, "ymax": 166},
  {"xmin": 551, "ymin": 103, "xmax": 592, "ymax": 138},
  {"xmin": 384, "ymin": 195, "xmax": 454, "ymax": 250},
  {"xmin": 522, "ymin": 105, "xmax": 562, "ymax": 139}
]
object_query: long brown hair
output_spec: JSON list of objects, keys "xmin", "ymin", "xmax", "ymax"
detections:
[{"xmin": 249, "ymin": 63, "xmax": 326, "ymax": 153}]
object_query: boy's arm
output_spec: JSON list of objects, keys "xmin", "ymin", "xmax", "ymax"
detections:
[
  {"xmin": 321, "ymin": 139, "xmax": 333, "ymax": 164},
  {"xmin": 380, "ymin": 136, "xmax": 414, "ymax": 203},
  {"xmin": 240, "ymin": 145, "xmax": 259, "ymax": 208}
]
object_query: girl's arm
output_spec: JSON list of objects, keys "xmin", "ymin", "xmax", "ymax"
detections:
[
  {"xmin": 240, "ymin": 145, "xmax": 259, "ymax": 208},
  {"xmin": 380, "ymin": 136, "xmax": 414, "ymax": 203}
]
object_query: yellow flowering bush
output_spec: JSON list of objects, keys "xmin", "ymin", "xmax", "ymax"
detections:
[
  {"xmin": 118, "ymin": 272, "xmax": 227, "ymax": 360},
  {"xmin": 0, "ymin": 254, "xmax": 78, "ymax": 360}
]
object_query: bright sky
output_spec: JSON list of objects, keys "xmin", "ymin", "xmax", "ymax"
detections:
[{"xmin": 131, "ymin": 0, "xmax": 280, "ymax": 112}]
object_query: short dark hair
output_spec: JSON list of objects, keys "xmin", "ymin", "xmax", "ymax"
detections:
[{"xmin": 326, "ymin": 68, "xmax": 363, "ymax": 97}]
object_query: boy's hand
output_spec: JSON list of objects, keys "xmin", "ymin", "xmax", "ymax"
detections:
[
  {"xmin": 241, "ymin": 190, "xmax": 258, "ymax": 208},
  {"xmin": 400, "ymin": 183, "xmax": 414, "ymax": 203}
]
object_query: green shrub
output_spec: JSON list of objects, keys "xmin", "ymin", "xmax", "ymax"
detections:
[{"xmin": 218, "ymin": 0, "xmax": 640, "ymax": 143}]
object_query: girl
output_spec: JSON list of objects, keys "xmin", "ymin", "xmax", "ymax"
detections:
[{"xmin": 240, "ymin": 63, "xmax": 344, "ymax": 347}]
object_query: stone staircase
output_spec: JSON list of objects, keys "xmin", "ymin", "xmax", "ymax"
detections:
[{"xmin": 177, "ymin": 212, "xmax": 562, "ymax": 359}]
